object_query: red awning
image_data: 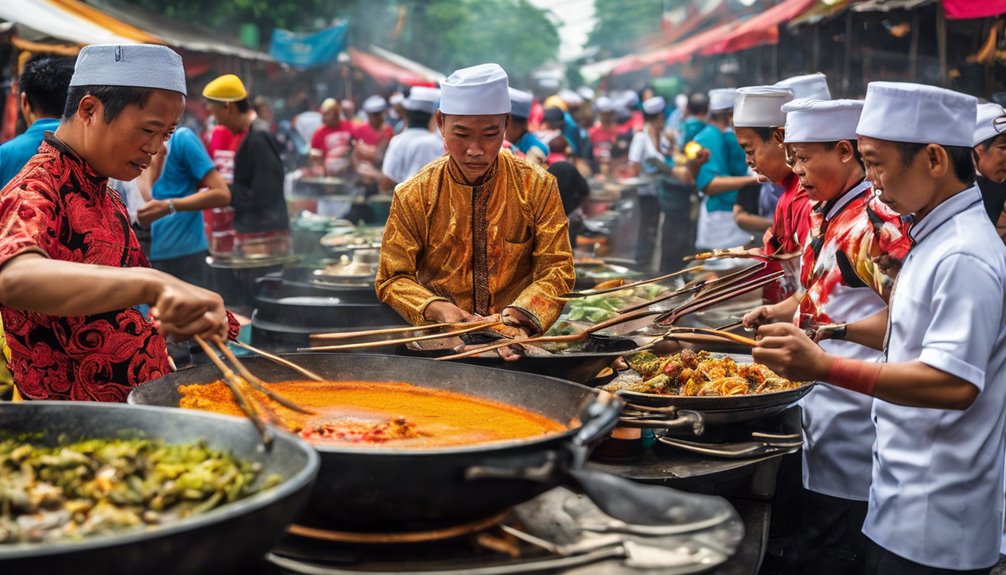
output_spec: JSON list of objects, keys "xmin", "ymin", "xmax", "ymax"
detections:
[
  {"xmin": 610, "ymin": 20, "xmax": 741, "ymax": 74},
  {"xmin": 701, "ymin": 0, "xmax": 816, "ymax": 55},
  {"xmin": 943, "ymin": 0, "xmax": 1006, "ymax": 19},
  {"xmin": 348, "ymin": 48, "xmax": 428, "ymax": 86}
]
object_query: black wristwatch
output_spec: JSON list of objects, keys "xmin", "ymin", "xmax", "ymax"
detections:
[{"xmin": 830, "ymin": 323, "xmax": 848, "ymax": 341}]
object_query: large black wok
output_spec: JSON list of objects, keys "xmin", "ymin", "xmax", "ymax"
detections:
[
  {"xmin": 0, "ymin": 402, "xmax": 318, "ymax": 575},
  {"xmin": 129, "ymin": 354, "xmax": 624, "ymax": 532}
]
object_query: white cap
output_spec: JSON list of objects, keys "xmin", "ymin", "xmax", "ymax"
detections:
[
  {"xmin": 558, "ymin": 88, "xmax": 583, "ymax": 106},
  {"xmin": 596, "ymin": 96, "xmax": 615, "ymax": 113},
  {"xmin": 642, "ymin": 96, "xmax": 666, "ymax": 116},
  {"xmin": 709, "ymin": 88, "xmax": 737, "ymax": 112},
  {"xmin": 71, "ymin": 44, "xmax": 187, "ymax": 95},
  {"xmin": 675, "ymin": 93, "xmax": 688, "ymax": 110},
  {"xmin": 857, "ymin": 82, "xmax": 978, "ymax": 148},
  {"xmin": 774, "ymin": 73, "xmax": 831, "ymax": 100},
  {"xmin": 733, "ymin": 86, "xmax": 794, "ymax": 128},
  {"xmin": 363, "ymin": 95, "xmax": 388, "ymax": 114},
  {"xmin": 577, "ymin": 86, "xmax": 595, "ymax": 101},
  {"xmin": 974, "ymin": 102, "xmax": 1005, "ymax": 147},
  {"xmin": 389, "ymin": 93, "xmax": 405, "ymax": 106},
  {"xmin": 403, "ymin": 86, "xmax": 440, "ymax": 114},
  {"xmin": 783, "ymin": 99, "xmax": 864, "ymax": 143},
  {"xmin": 440, "ymin": 63, "xmax": 510, "ymax": 115},
  {"xmin": 618, "ymin": 91, "xmax": 639, "ymax": 109},
  {"xmin": 509, "ymin": 87, "xmax": 534, "ymax": 119}
]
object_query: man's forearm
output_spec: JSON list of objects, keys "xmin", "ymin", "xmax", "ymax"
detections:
[
  {"xmin": 703, "ymin": 176, "xmax": 758, "ymax": 195},
  {"xmin": 821, "ymin": 356, "xmax": 979, "ymax": 410},
  {"xmin": 843, "ymin": 308, "xmax": 889, "ymax": 350},
  {"xmin": 0, "ymin": 254, "xmax": 162, "ymax": 317}
]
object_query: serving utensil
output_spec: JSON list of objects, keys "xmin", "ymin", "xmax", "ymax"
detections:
[
  {"xmin": 436, "ymin": 271, "xmax": 782, "ymax": 362},
  {"xmin": 309, "ymin": 321, "xmax": 481, "ymax": 341},
  {"xmin": 663, "ymin": 327, "xmax": 757, "ymax": 348},
  {"xmin": 683, "ymin": 247, "xmax": 802, "ymax": 262},
  {"xmin": 231, "ymin": 340, "xmax": 325, "ymax": 381},
  {"xmin": 193, "ymin": 335, "xmax": 315, "ymax": 445},
  {"xmin": 560, "ymin": 265, "xmax": 704, "ymax": 299},
  {"xmin": 302, "ymin": 319, "xmax": 504, "ymax": 352}
]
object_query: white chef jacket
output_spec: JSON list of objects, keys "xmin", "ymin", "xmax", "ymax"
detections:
[
  {"xmin": 381, "ymin": 128, "xmax": 444, "ymax": 185},
  {"xmin": 798, "ymin": 181, "xmax": 884, "ymax": 501},
  {"xmin": 863, "ymin": 186, "xmax": 1006, "ymax": 570}
]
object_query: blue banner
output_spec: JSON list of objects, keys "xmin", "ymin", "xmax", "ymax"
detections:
[{"xmin": 269, "ymin": 24, "xmax": 348, "ymax": 68}]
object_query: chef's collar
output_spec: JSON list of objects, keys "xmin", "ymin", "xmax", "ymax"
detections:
[
  {"xmin": 824, "ymin": 179, "xmax": 871, "ymax": 221},
  {"xmin": 908, "ymin": 185, "xmax": 982, "ymax": 245}
]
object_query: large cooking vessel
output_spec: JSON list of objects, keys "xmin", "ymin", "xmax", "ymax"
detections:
[
  {"xmin": 129, "ymin": 354, "xmax": 623, "ymax": 532},
  {"xmin": 0, "ymin": 402, "xmax": 318, "ymax": 575}
]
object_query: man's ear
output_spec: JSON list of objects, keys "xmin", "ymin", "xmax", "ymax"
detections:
[
  {"xmin": 76, "ymin": 95, "xmax": 102, "ymax": 125},
  {"xmin": 436, "ymin": 110, "xmax": 445, "ymax": 132},
  {"xmin": 925, "ymin": 144, "xmax": 950, "ymax": 179},
  {"xmin": 772, "ymin": 127, "xmax": 786, "ymax": 146}
]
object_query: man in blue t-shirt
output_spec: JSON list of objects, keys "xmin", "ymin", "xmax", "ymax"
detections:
[
  {"xmin": 0, "ymin": 55, "xmax": 76, "ymax": 187},
  {"xmin": 137, "ymin": 127, "xmax": 230, "ymax": 287}
]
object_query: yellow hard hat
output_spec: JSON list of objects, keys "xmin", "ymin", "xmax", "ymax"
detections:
[{"xmin": 202, "ymin": 74, "xmax": 248, "ymax": 102}]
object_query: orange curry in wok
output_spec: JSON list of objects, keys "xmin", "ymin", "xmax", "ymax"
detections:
[{"xmin": 179, "ymin": 380, "xmax": 567, "ymax": 448}]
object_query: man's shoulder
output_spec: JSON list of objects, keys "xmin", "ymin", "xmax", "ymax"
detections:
[{"xmin": 395, "ymin": 156, "xmax": 450, "ymax": 196}]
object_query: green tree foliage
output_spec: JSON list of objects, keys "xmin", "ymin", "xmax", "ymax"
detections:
[{"xmin": 587, "ymin": 0, "xmax": 666, "ymax": 58}]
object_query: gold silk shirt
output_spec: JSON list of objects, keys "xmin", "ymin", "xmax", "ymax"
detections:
[{"xmin": 376, "ymin": 152, "xmax": 574, "ymax": 332}]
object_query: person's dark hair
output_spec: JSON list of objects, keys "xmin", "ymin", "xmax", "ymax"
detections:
[
  {"xmin": 549, "ymin": 135, "xmax": 569, "ymax": 154},
  {"xmin": 63, "ymin": 85, "xmax": 153, "ymax": 122},
  {"xmin": 977, "ymin": 133, "xmax": 1006, "ymax": 150},
  {"xmin": 233, "ymin": 98, "xmax": 251, "ymax": 114},
  {"xmin": 686, "ymin": 92, "xmax": 709, "ymax": 116},
  {"xmin": 894, "ymin": 141, "xmax": 975, "ymax": 184},
  {"xmin": 643, "ymin": 110, "xmax": 664, "ymax": 122},
  {"xmin": 749, "ymin": 127, "xmax": 776, "ymax": 142},
  {"xmin": 405, "ymin": 109, "xmax": 432, "ymax": 127},
  {"xmin": 20, "ymin": 55, "xmax": 76, "ymax": 118},
  {"xmin": 709, "ymin": 110, "xmax": 732, "ymax": 124}
]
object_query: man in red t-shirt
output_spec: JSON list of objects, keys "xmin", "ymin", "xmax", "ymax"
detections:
[
  {"xmin": 589, "ymin": 96, "xmax": 620, "ymax": 174},
  {"xmin": 310, "ymin": 98, "xmax": 353, "ymax": 176}
]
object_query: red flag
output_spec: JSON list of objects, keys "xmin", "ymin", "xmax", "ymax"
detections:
[{"xmin": 943, "ymin": 0, "xmax": 1006, "ymax": 19}]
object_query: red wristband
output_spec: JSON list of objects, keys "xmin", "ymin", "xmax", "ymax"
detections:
[{"xmin": 827, "ymin": 357, "xmax": 881, "ymax": 396}]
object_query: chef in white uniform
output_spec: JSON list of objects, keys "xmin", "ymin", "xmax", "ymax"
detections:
[
  {"xmin": 754, "ymin": 82, "xmax": 1006, "ymax": 575},
  {"xmin": 745, "ymin": 98, "xmax": 912, "ymax": 573}
]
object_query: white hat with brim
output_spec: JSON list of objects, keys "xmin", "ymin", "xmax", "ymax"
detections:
[
  {"xmin": 734, "ymin": 86, "xmax": 794, "ymax": 128},
  {"xmin": 783, "ymin": 98, "xmax": 864, "ymax": 143},
  {"xmin": 440, "ymin": 63, "xmax": 510, "ymax": 115},
  {"xmin": 974, "ymin": 102, "xmax": 1006, "ymax": 147},
  {"xmin": 642, "ymin": 96, "xmax": 666, "ymax": 116},
  {"xmin": 774, "ymin": 73, "xmax": 831, "ymax": 101},
  {"xmin": 363, "ymin": 95, "xmax": 388, "ymax": 114},
  {"xmin": 857, "ymin": 82, "xmax": 977, "ymax": 148},
  {"xmin": 403, "ymin": 86, "xmax": 440, "ymax": 114}
]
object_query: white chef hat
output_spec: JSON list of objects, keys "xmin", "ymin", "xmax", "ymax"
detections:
[
  {"xmin": 709, "ymin": 88, "xmax": 737, "ymax": 112},
  {"xmin": 509, "ymin": 87, "xmax": 534, "ymax": 119},
  {"xmin": 733, "ymin": 86, "xmax": 794, "ymax": 128},
  {"xmin": 618, "ymin": 91, "xmax": 640, "ymax": 109},
  {"xmin": 642, "ymin": 96, "xmax": 666, "ymax": 116},
  {"xmin": 783, "ymin": 98, "xmax": 864, "ymax": 143},
  {"xmin": 577, "ymin": 86, "xmax": 595, "ymax": 102},
  {"xmin": 403, "ymin": 86, "xmax": 440, "ymax": 114},
  {"xmin": 774, "ymin": 73, "xmax": 831, "ymax": 100},
  {"xmin": 595, "ymin": 96, "xmax": 615, "ymax": 113},
  {"xmin": 362, "ymin": 95, "xmax": 388, "ymax": 114},
  {"xmin": 440, "ymin": 63, "xmax": 510, "ymax": 115},
  {"xmin": 974, "ymin": 102, "xmax": 1006, "ymax": 147},
  {"xmin": 857, "ymin": 82, "xmax": 977, "ymax": 148},
  {"xmin": 71, "ymin": 44, "xmax": 187, "ymax": 96}
]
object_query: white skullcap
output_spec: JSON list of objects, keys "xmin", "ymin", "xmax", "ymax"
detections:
[
  {"xmin": 558, "ymin": 88, "xmax": 583, "ymax": 106},
  {"xmin": 403, "ymin": 86, "xmax": 440, "ymax": 114},
  {"xmin": 70, "ymin": 44, "xmax": 186, "ymax": 95},
  {"xmin": 642, "ymin": 96, "xmax": 666, "ymax": 116},
  {"xmin": 857, "ymin": 82, "xmax": 977, "ymax": 148},
  {"xmin": 675, "ymin": 93, "xmax": 688, "ymax": 110},
  {"xmin": 509, "ymin": 87, "xmax": 534, "ymax": 119},
  {"xmin": 734, "ymin": 86, "xmax": 794, "ymax": 128},
  {"xmin": 538, "ymin": 77, "xmax": 560, "ymax": 91},
  {"xmin": 440, "ymin": 63, "xmax": 510, "ymax": 115},
  {"xmin": 363, "ymin": 95, "xmax": 387, "ymax": 114},
  {"xmin": 389, "ymin": 93, "xmax": 405, "ymax": 106},
  {"xmin": 709, "ymin": 88, "xmax": 737, "ymax": 112},
  {"xmin": 783, "ymin": 99, "xmax": 864, "ymax": 143},
  {"xmin": 774, "ymin": 73, "xmax": 831, "ymax": 100},
  {"xmin": 596, "ymin": 96, "xmax": 615, "ymax": 113},
  {"xmin": 577, "ymin": 86, "xmax": 595, "ymax": 101},
  {"xmin": 618, "ymin": 91, "xmax": 640, "ymax": 109},
  {"xmin": 974, "ymin": 102, "xmax": 1006, "ymax": 147}
]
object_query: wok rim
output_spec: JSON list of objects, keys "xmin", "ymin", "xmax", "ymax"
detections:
[
  {"xmin": 127, "ymin": 354, "xmax": 606, "ymax": 457},
  {"xmin": 0, "ymin": 402, "xmax": 319, "ymax": 561}
]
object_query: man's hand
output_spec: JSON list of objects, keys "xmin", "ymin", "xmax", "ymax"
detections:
[
  {"xmin": 684, "ymin": 148, "xmax": 710, "ymax": 179},
  {"xmin": 136, "ymin": 199, "xmax": 171, "ymax": 227},
  {"xmin": 753, "ymin": 322, "xmax": 834, "ymax": 382},
  {"xmin": 149, "ymin": 278, "xmax": 229, "ymax": 342},
  {"xmin": 423, "ymin": 301, "xmax": 479, "ymax": 324},
  {"xmin": 743, "ymin": 305, "xmax": 776, "ymax": 330}
]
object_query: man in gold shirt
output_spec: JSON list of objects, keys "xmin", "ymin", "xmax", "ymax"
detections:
[{"xmin": 376, "ymin": 63, "xmax": 574, "ymax": 358}]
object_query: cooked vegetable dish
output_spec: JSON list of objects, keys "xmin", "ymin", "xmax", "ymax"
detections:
[
  {"xmin": 603, "ymin": 350, "xmax": 803, "ymax": 396},
  {"xmin": 0, "ymin": 438, "xmax": 275, "ymax": 545}
]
